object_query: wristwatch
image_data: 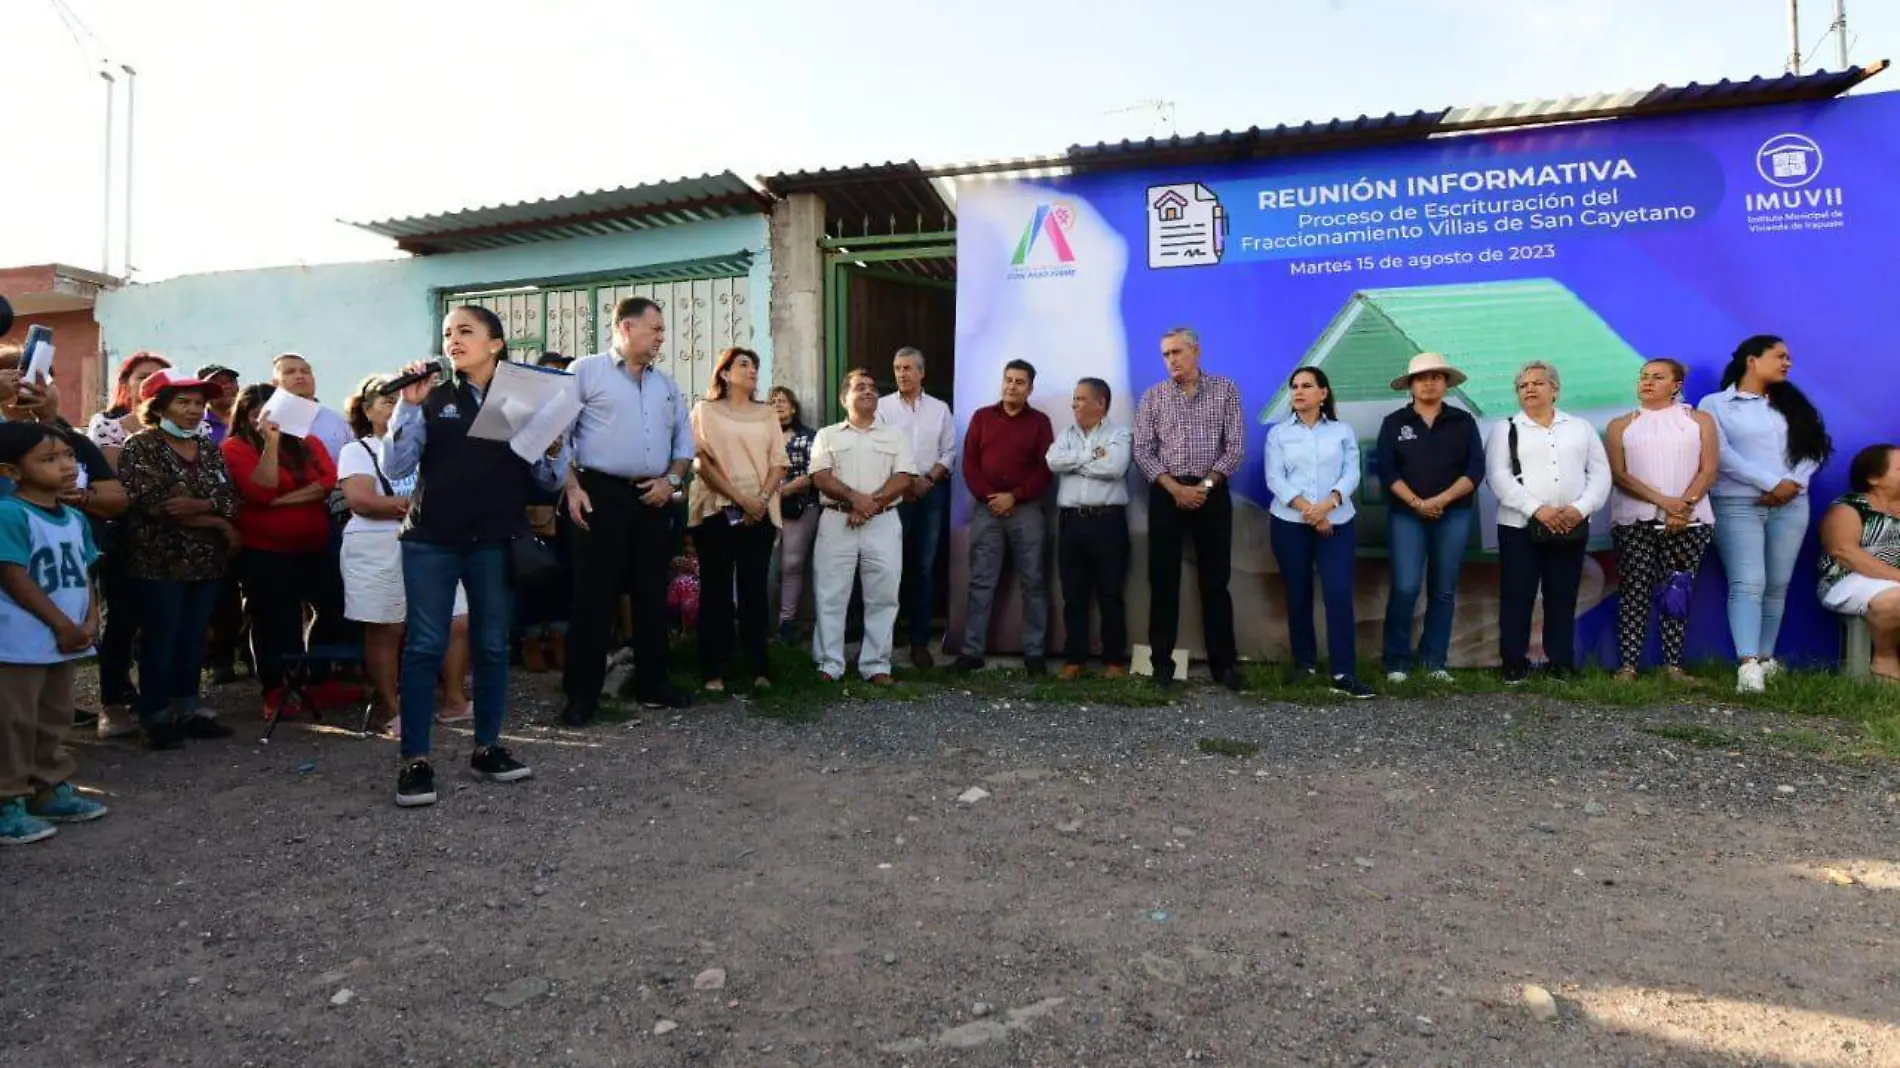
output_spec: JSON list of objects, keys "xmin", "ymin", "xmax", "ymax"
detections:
[{"xmin": 665, "ymin": 472, "xmax": 683, "ymax": 489}]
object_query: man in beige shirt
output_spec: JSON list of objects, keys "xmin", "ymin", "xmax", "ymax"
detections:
[{"xmin": 809, "ymin": 368, "xmax": 919, "ymax": 683}]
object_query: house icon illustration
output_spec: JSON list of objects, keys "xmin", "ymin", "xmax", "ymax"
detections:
[
  {"xmin": 1146, "ymin": 183, "xmax": 1226, "ymax": 269},
  {"xmin": 1152, "ymin": 188, "xmax": 1189, "ymax": 222}
]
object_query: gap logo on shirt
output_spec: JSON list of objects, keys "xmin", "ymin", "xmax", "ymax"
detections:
[{"xmin": 30, "ymin": 542, "xmax": 89, "ymax": 595}]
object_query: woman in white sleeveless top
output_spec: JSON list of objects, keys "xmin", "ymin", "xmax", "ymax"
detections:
[{"xmin": 1604, "ymin": 358, "xmax": 1718, "ymax": 679}]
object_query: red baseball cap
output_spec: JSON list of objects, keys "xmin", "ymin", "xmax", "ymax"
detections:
[{"xmin": 139, "ymin": 368, "xmax": 230, "ymax": 403}]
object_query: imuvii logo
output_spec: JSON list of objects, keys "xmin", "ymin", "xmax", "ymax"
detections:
[
  {"xmin": 1007, "ymin": 202, "xmax": 1079, "ymax": 280},
  {"xmin": 1744, "ymin": 132, "xmax": 1845, "ymax": 234}
]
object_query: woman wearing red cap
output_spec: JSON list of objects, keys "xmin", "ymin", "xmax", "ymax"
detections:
[{"xmin": 116, "ymin": 370, "xmax": 240, "ymax": 749}]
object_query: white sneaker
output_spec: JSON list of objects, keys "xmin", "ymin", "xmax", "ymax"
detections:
[
  {"xmin": 1385, "ymin": 671, "xmax": 1409, "ymax": 684},
  {"xmin": 1736, "ymin": 661, "xmax": 1766, "ymax": 694},
  {"xmin": 1760, "ymin": 658, "xmax": 1785, "ymax": 681},
  {"xmin": 1428, "ymin": 669, "xmax": 1455, "ymax": 684},
  {"xmin": 97, "ymin": 706, "xmax": 138, "ymax": 740}
]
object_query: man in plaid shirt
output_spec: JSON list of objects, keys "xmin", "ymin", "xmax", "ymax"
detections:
[{"xmin": 1132, "ymin": 327, "xmax": 1246, "ymax": 691}]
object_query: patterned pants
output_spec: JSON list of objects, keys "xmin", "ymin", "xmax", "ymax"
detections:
[{"xmin": 1613, "ymin": 522, "xmax": 1714, "ymax": 668}]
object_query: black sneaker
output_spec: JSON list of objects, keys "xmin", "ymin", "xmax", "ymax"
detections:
[
  {"xmin": 143, "ymin": 721, "xmax": 184, "ymax": 751},
  {"xmin": 952, "ymin": 655, "xmax": 985, "ymax": 673},
  {"xmin": 559, "ymin": 702, "xmax": 595, "ymax": 727},
  {"xmin": 396, "ymin": 760, "xmax": 437, "ymax": 807},
  {"xmin": 179, "ymin": 714, "xmax": 235, "ymax": 739},
  {"xmin": 1215, "ymin": 667, "xmax": 1247, "ymax": 692},
  {"xmin": 471, "ymin": 746, "xmax": 533, "ymax": 783},
  {"xmin": 638, "ymin": 688, "xmax": 693, "ymax": 711},
  {"xmin": 72, "ymin": 707, "xmax": 100, "ymax": 730},
  {"xmin": 1152, "ymin": 669, "xmax": 1176, "ymax": 690},
  {"xmin": 1024, "ymin": 656, "xmax": 1047, "ymax": 677},
  {"xmin": 1331, "ymin": 675, "xmax": 1376, "ymax": 700},
  {"xmin": 1502, "ymin": 664, "xmax": 1529, "ymax": 686}
]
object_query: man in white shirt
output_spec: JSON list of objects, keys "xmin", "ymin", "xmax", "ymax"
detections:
[
  {"xmin": 876, "ymin": 346, "xmax": 956, "ymax": 668},
  {"xmin": 1044, "ymin": 377, "xmax": 1132, "ymax": 680},
  {"xmin": 811, "ymin": 368, "xmax": 919, "ymax": 684},
  {"xmin": 270, "ymin": 353, "xmax": 353, "ymax": 463}
]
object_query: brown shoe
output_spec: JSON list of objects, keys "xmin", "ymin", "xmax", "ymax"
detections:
[
  {"xmin": 1103, "ymin": 664, "xmax": 1128, "ymax": 680},
  {"xmin": 521, "ymin": 637, "xmax": 548, "ymax": 674},
  {"xmin": 1058, "ymin": 664, "xmax": 1085, "ymax": 681},
  {"xmin": 910, "ymin": 645, "xmax": 936, "ymax": 670},
  {"xmin": 867, "ymin": 673, "xmax": 895, "ymax": 686},
  {"xmin": 545, "ymin": 631, "xmax": 566, "ymax": 672}
]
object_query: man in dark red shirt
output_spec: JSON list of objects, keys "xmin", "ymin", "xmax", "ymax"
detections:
[{"xmin": 954, "ymin": 359, "xmax": 1055, "ymax": 674}]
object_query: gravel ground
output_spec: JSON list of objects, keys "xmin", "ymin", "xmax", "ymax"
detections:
[{"xmin": 5, "ymin": 667, "xmax": 1899, "ymax": 1068}]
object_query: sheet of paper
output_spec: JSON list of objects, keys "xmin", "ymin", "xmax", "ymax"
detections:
[
  {"xmin": 259, "ymin": 389, "xmax": 322, "ymax": 439},
  {"xmin": 466, "ymin": 361, "xmax": 582, "ymax": 462},
  {"xmin": 1146, "ymin": 182, "xmax": 1227, "ymax": 269}
]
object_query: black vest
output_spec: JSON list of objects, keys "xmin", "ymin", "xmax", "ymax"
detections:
[{"xmin": 400, "ymin": 376, "xmax": 534, "ymax": 544}]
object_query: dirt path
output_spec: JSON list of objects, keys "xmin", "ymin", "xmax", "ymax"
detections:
[{"xmin": 5, "ymin": 671, "xmax": 1898, "ymax": 1067}]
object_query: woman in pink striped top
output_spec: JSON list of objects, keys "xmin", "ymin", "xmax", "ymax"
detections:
[{"xmin": 1605, "ymin": 358, "xmax": 1720, "ymax": 679}]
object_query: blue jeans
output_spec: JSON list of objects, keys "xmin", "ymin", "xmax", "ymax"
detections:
[
  {"xmin": 134, "ymin": 578, "xmax": 219, "ymax": 723},
  {"xmin": 400, "ymin": 541, "xmax": 511, "ymax": 760},
  {"xmin": 898, "ymin": 482, "xmax": 948, "ymax": 648},
  {"xmin": 1383, "ymin": 507, "xmax": 1474, "ymax": 672},
  {"xmin": 1710, "ymin": 494, "xmax": 1810, "ymax": 660},
  {"xmin": 1270, "ymin": 516, "xmax": 1359, "ymax": 678}
]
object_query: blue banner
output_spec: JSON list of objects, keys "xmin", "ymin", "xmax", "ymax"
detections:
[{"xmin": 952, "ymin": 91, "xmax": 1900, "ymax": 667}]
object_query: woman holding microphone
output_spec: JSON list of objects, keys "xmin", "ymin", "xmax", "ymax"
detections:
[{"xmin": 383, "ymin": 306, "xmax": 571, "ymax": 808}]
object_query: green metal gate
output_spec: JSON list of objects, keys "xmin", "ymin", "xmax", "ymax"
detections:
[{"xmin": 442, "ymin": 261, "xmax": 754, "ymax": 399}]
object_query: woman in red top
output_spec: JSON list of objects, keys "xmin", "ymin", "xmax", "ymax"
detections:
[{"xmin": 221, "ymin": 383, "xmax": 344, "ymax": 713}]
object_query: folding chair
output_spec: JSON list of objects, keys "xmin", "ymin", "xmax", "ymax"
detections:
[{"xmin": 259, "ymin": 642, "xmax": 370, "ymax": 743}]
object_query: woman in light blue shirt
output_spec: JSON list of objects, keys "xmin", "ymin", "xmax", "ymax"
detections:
[
  {"xmin": 1697, "ymin": 334, "xmax": 1833, "ymax": 694},
  {"xmin": 1266, "ymin": 367, "xmax": 1370, "ymax": 698}
]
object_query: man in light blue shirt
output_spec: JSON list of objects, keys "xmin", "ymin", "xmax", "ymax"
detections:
[
  {"xmin": 558, "ymin": 296, "xmax": 695, "ymax": 723},
  {"xmin": 1044, "ymin": 377, "xmax": 1132, "ymax": 678}
]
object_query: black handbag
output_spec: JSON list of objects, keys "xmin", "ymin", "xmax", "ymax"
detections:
[
  {"xmin": 509, "ymin": 534, "xmax": 559, "ymax": 586},
  {"xmin": 1508, "ymin": 422, "xmax": 1590, "ymax": 546}
]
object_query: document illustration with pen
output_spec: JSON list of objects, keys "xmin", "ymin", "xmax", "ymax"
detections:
[
  {"xmin": 1146, "ymin": 182, "xmax": 1228, "ymax": 269},
  {"xmin": 467, "ymin": 361, "xmax": 583, "ymax": 462}
]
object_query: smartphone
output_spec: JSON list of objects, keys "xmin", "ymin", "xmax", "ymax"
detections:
[{"xmin": 20, "ymin": 324, "xmax": 54, "ymax": 385}]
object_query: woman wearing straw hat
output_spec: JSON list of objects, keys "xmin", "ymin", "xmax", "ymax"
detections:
[{"xmin": 1374, "ymin": 353, "xmax": 1486, "ymax": 683}]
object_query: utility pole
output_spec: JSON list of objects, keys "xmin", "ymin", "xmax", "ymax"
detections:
[
  {"xmin": 122, "ymin": 63, "xmax": 137, "ymax": 279},
  {"xmin": 99, "ymin": 66, "xmax": 115, "ymax": 276},
  {"xmin": 1833, "ymin": 0, "xmax": 1849, "ymax": 70}
]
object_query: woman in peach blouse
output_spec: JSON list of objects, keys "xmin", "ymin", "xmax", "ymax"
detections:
[{"xmin": 687, "ymin": 347, "xmax": 788, "ymax": 693}]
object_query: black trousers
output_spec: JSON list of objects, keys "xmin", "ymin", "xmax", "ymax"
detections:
[
  {"xmin": 695, "ymin": 518, "xmax": 776, "ymax": 681},
  {"xmin": 239, "ymin": 548, "xmax": 344, "ymax": 693},
  {"xmin": 1060, "ymin": 507, "xmax": 1130, "ymax": 666},
  {"xmin": 96, "ymin": 527, "xmax": 140, "ymax": 707},
  {"xmin": 564, "ymin": 470, "xmax": 674, "ymax": 706},
  {"xmin": 1146, "ymin": 480, "xmax": 1237, "ymax": 675},
  {"xmin": 1497, "ymin": 523, "xmax": 1586, "ymax": 672}
]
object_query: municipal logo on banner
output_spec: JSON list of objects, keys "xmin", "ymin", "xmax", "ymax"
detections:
[
  {"xmin": 1743, "ymin": 132, "xmax": 1845, "ymax": 234},
  {"xmin": 1007, "ymin": 202, "xmax": 1079, "ymax": 280}
]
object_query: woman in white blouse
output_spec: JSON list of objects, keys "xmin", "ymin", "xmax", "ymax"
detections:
[{"xmin": 1484, "ymin": 360, "xmax": 1612, "ymax": 683}]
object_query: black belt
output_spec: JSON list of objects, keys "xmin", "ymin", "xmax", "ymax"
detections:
[
  {"xmin": 576, "ymin": 465, "xmax": 666, "ymax": 487},
  {"xmin": 1061, "ymin": 504, "xmax": 1126, "ymax": 518}
]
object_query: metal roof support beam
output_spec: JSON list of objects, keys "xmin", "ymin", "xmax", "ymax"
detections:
[{"xmin": 393, "ymin": 190, "xmax": 769, "ymax": 254}]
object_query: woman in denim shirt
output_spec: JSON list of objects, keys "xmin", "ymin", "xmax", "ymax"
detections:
[
  {"xmin": 1266, "ymin": 367, "xmax": 1370, "ymax": 698},
  {"xmin": 1697, "ymin": 335, "xmax": 1833, "ymax": 693}
]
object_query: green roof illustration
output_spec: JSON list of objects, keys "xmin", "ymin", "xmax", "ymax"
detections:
[{"xmin": 1260, "ymin": 278, "xmax": 1646, "ymax": 423}]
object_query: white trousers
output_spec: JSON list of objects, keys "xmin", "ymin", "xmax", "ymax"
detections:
[{"xmin": 812, "ymin": 509, "xmax": 902, "ymax": 679}]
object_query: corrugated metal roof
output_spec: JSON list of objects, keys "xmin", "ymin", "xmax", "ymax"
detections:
[
  {"xmin": 346, "ymin": 172, "xmax": 771, "ymax": 255},
  {"xmin": 1262, "ymin": 278, "xmax": 1647, "ymax": 421},
  {"xmin": 1067, "ymin": 64, "xmax": 1885, "ymax": 171},
  {"xmin": 761, "ymin": 160, "xmax": 957, "ymax": 237}
]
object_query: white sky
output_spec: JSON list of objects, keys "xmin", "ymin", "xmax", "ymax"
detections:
[{"xmin": 3, "ymin": 0, "xmax": 1894, "ymax": 281}]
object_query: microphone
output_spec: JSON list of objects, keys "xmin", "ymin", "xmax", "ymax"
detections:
[{"xmin": 377, "ymin": 364, "xmax": 443, "ymax": 397}]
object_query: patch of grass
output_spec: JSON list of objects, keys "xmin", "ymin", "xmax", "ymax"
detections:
[
  {"xmin": 1196, "ymin": 737, "xmax": 1261, "ymax": 758},
  {"xmin": 626, "ymin": 637, "xmax": 1900, "ymax": 758},
  {"xmin": 1641, "ymin": 723, "xmax": 1742, "ymax": 748}
]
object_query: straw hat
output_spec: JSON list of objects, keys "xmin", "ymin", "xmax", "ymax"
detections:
[{"xmin": 1390, "ymin": 352, "xmax": 1468, "ymax": 391}]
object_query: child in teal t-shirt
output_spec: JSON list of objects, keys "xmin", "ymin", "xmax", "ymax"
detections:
[{"xmin": 0, "ymin": 422, "xmax": 109, "ymax": 845}]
